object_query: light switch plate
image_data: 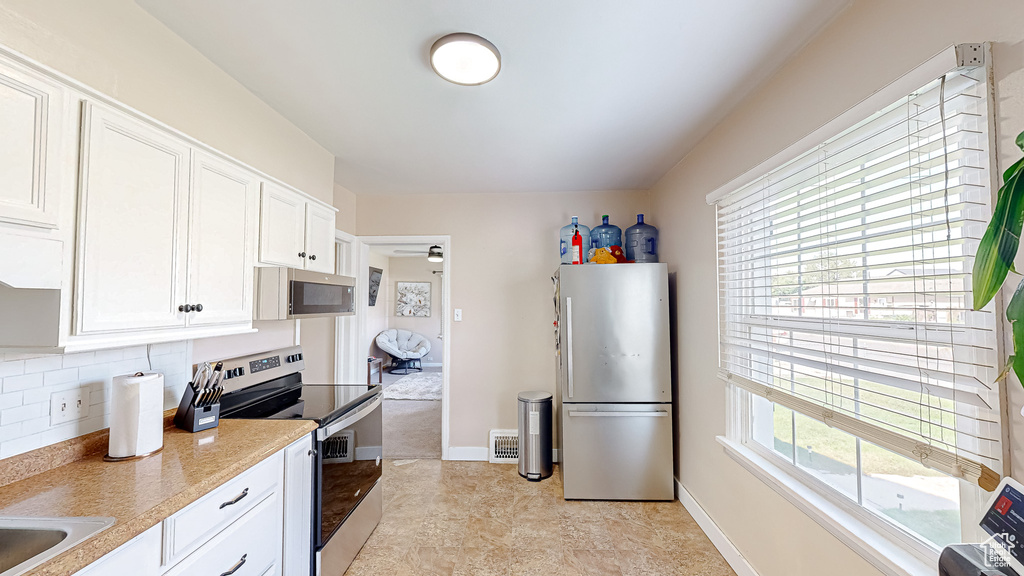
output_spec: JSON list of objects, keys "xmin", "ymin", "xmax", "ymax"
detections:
[
  {"xmin": 454, "ymin": 308, "xmax": 463, "ymax": 321},
  {"xmin": 50, "ymin": 388, "xmax": 88, "ymax": 425}
]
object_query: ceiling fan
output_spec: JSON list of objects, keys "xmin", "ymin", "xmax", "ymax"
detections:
[{"xmin": 394, "ymin": 245, "xmax": 444, "ymax": 262}]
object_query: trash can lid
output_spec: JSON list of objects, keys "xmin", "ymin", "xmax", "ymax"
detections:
[{"xmin": 518, "ymin": 391, "xmax": 553, "ymax": 402}]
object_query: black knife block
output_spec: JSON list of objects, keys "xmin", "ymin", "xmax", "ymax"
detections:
[{"xmin": 174, "ymin": 385, "xmax": 220, "ymax": 433}]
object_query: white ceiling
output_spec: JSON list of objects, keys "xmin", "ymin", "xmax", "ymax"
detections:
[{"xmin": 136, "ymin": 0, "xmax": 848, "ymax": 195}]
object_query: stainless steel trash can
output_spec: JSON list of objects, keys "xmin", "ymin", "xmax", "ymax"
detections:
[{"xmin": 518, "ymin": 391, "xmax": 553, "ymax": 481}]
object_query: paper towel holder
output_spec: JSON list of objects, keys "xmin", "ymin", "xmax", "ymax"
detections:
[{"xmin": 104, "ymin": 372, "xmax": 165, "ymax": 462}]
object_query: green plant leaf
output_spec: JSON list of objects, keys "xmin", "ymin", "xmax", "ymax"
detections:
[
  {"xmin": 1017, "ymin": 129, "xmax": 1024, "ymax": 152},
  {"xmin": 997, "ymin": 356, "xmax": 1015, "ymax": 383},
  {"xmin": 973, "ymin": 165, "xmax": 1024, "ymax": 310},
  {"xmin": 1014, "ymin": 323, "xmax": 1024, "ymax": 385}
]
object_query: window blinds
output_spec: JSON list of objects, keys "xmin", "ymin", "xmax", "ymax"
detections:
[{"xmin": 714, "ymin": 64, "xmax": 1001, "ymax": 491}]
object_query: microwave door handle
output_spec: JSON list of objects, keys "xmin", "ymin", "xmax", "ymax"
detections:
[
  {"xmin": 566, "ymin": 296, "xmax": 573, "ymax": 399},
  {"xmin": 318, "ymin": 393, "xmax": 383, "ymax": 441}
]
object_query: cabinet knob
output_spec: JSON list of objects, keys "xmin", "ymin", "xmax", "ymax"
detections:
[
  {"xmin": 178, "ymin": 304, "xmax": 194, "ymax": 313},
  {"xmin": 308, "ymin": 449, "xmax": 317, "ymax": 457},
  {"xmin": 309, "ymin": 254, "xmax": 317, "ymax": 261},
  {"xmin": 194, "ymin": 303, "xmax": 203, "ymax": 312},
  {"xmin": 298, "ymin": 252, "xmax": 307, "ymax": 258}
]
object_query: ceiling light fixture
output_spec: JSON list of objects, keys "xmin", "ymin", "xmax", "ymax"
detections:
[
  {"xmin": 427, "ymin": 245, "xmax": 444, "ymax": 262},
  {"xmin": 430, "ymin": 33, "xmax": 500, "ymax": 86}
]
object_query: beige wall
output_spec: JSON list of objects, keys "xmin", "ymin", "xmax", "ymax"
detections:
[
  {"xmin": 335, "ymin": 183, "xmax": 358, "ymax": 234},
  {"xmin": 365, "ymin": 251, "xmax": 391, "ymax": 360},
  {"xmin": 649, "ymin": 2, "xmax": 1024, "ymax": 576},
  {"xmin": 0, "ymin": 0, "xmax": 334, "ymax": 203},
  {"xmin": 387, "ymin": 257, "xmax": 444, "ymax": 364},
  {"xmin": 356, "ymin": 190, "xmax": 649, "ymax": 447}
]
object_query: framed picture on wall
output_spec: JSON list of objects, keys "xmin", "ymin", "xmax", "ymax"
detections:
[
  {"xmin": 368, "ymin": 267, "xmax": 383, "ymax": 306},
  {"xmin": 396, "ymin": 281, "xmax": 431, "ymax": 317}
]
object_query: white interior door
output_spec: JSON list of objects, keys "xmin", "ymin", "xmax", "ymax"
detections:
[
  {"xmin": 304, "ymin": 202, "xmax": 335, "ymax": 273},
  {"xmin": 258, "ymin": 182, "xmax": 305, "ymax": 268},
  {"xmin": 186, "ymin": 151, "xmax": 258, "ymax": 327},
  {"xmin": 334, "ymin": 233, "xmax": 364, "ymax": 409},
  {"xmin": 76, "ymin": 103, "xmax": 190, "ymax": 334}
]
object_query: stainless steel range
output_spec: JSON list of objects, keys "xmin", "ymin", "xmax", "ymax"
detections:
[{"xmin": 214, "ymin": 345, "xmax": 381, "ymax": 576}]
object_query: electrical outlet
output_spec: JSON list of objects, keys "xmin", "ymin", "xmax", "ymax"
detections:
[
  {"xmin": 454, "ymin": 308, "xmax": 463, "ymax": 322},
  {"xmin": 50, "ymin": 388, "xmax": 89, "ymax": 425},
  {"xmin": 956, "ymin": 43, "xmax": 984, "ymax": 68}
]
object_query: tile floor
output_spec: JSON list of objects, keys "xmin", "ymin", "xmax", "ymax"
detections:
[{"xmin": 345, "ymin": 459, "xmax": 737, "ymax": 576}]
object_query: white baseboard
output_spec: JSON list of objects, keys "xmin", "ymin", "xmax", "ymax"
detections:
[
  {"xmin": 422, "ymin": 362, "xmax": 442, "ymax": 367},
  {"xmin": 447, "ymin": 446, "xmax": 488, "ymax": 461},
  {"xmin": 677, "ymin": 479, "xmax": 759, "ymax": 576}
]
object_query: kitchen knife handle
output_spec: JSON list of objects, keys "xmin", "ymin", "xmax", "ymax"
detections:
[
  {"xmin": 220, "ymin": 554, "xmax": 246, "ymax": 576},
  {"xmin": 219, "ymin": 487, "xmax": 248, "ymax": 509},
  {"xmin": 566, "ymin": 296, "xmax": 573, "ymax": 399}
]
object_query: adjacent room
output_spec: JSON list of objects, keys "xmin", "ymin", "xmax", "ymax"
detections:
[
  {"xmin": 365, "ymin": 243, "xmax": 446, "ymax": 460},
  {"xmin": 1, "ymin": 2, "xmax": 1024, "ymax": 576}
]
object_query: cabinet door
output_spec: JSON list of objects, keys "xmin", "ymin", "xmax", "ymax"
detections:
[
  {"xmin": 76, "ymin": 104, "xmax": 190, "ymax": 334},
  {"xmin": 74, "ymin": 525, "xmax": 160, "ymax": 576},
  {"xmin": 303, "ymin": 202, "xmax": 335, "ymax": 273},
  {"xmin": 0, "ymin": 58, "xmax": 65, "ymax": 228},
  {"xmin": 259, "ymin": 183, "xmax": 305, "ymax": 268},
  {"xmin": 282, "ymin": 435, "xmax": 313, "ymax": 576},
  {"xmin": 186, "ymin": 152, "xmax": 258, "ymax": 327}
]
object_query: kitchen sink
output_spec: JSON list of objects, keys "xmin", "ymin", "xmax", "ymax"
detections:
[{"xmin": 0, "ymin": 517, "xmax": 115, "ymax": 576}]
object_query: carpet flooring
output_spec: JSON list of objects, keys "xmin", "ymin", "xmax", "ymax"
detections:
[{"xmin": 382, "ymin": 367, "xmax": 442, "ymax": 459}]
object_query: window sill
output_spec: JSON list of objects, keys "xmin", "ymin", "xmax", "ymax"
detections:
[{"xmin": 716, "ymin": 436, "xmax": 936, "ymax": 576}]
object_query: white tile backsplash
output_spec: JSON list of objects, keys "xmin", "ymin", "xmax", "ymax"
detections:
[{"xmin": 0, "ymin": 342, "xmax": 190, "ymax": 459}]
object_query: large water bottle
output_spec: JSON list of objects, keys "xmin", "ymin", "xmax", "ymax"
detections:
[
  {"xmin": 591, "ymin": 215, "xmax": 622, "ymax": 250},
  {"xmin": 625, "ymin": 214, "xmax": 658, "ymax": 263},
  {"xmin": 559, "ymin": 216, "xmax": 591, "ymax": 264}
]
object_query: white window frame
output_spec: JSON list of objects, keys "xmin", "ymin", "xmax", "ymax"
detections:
[{"xmin": 713, "ymin": 44, "xmax": 1003, "ymax": 576}]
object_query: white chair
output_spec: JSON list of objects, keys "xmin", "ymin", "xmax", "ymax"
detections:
[{"xmin": 375, "ymin": 329, "xmax": 431, "ymax": 375}]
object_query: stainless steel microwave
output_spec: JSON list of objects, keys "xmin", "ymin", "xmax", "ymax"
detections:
[{"xmin": 254, "ymin": 267, "xmax": 356, "ymax": 320}]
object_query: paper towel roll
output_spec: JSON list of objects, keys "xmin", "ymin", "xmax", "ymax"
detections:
[{"xmin": 109, "ymin": 372, "xmax": 164, "ymax": 459}]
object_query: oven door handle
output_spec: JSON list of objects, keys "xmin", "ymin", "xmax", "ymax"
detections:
[{"xmin": 318, "ymin": 393, "xmax": 383, "ymax": 441}]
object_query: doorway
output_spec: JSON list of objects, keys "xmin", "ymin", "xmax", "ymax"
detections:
[{"xmin": 336, "ymin": 234, "xmax": 451, "ymax": 460}]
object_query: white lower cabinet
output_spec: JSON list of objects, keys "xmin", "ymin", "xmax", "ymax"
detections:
[
  {"xmin": 282, "ymin": 434, "xmax": 314, "ymax": 576},
  {"xmin": 163, "ymin": 493, "xmax": 282, "ymax": 576},
  {"xmin": 72, "ymin": 437, "xmax": 313, "ymax": 576},
  {"xmin": 74, "ymin": 524, "xmax": 161, "ymax": 576}
]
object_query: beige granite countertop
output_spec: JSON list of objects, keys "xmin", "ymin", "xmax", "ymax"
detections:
[{"xmin": 0, "ymin": 413, "xmax": 316, "ymax": 576}]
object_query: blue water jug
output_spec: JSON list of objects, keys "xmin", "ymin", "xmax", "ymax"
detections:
[
  {"xmin": 591, "ymin": 215, "xmax": 622, "ymax": 250},
  {"xmin": 559, "ymin": 216, "xmax": 591, "ymax": 264},
  {"xmin": 625, "ymin": 214, "xmax": 658, "ymax": 263}
]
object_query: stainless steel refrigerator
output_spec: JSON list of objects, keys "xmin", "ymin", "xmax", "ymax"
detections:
[{"xmin": 554, "ymin": 263, "xmax": 674, "ymax": 500}]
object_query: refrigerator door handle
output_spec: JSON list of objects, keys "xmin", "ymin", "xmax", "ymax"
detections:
[
  {"xmin": 568, "ymin": 410, "xmax": 669, "ymax": 417},
  {"xmin": 566, "ymin": 296, "xmax": 573, "ymax": 398}
]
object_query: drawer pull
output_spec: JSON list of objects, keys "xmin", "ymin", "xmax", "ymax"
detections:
[
  {"xmin": 220, "ymin": 554, "xmax": 247, "ymax": 576},
  {"xmin": 219, "ymin": 487, "xmax": 249, "ymax": 509}
]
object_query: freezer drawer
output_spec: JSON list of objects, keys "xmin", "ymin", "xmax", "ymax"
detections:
[{"xmin": 560, "ymin": 403, "xmax": 674, "ymax": 500}]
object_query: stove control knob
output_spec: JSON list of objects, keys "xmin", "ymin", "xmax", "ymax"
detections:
[
  {"xmin": 286, "ymin": 354, "xmax": 301, "ymax": 363},
  {"xmin": 231, "ymin": 367, "xmax": 245, "ymax": 378}
]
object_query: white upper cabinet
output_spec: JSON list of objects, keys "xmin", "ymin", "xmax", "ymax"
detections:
[
  {"xmin": 76, "ymin": 103, "xmax": 190, "ymax": 334},
  {"xmin": 76, "ymin": 104, "xmax": 259, "ymax": 338},
  {"xmin": 0, "ymin": 58, "xmax": 65, "ymax": 229},
  {"xmin": 186, "ymin": 152, "xmax": 259, "ymax": 327},
  {"xmin": 304, "ymin": 202, "xmax": 335, "ymax": 273},
  {"xmin": 259, "ymin": 183, "xmax": 336, "ymax": 272},
  {"xmin": 259, "ymin": 182, "xmax": 306, "ymax": 269}
]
